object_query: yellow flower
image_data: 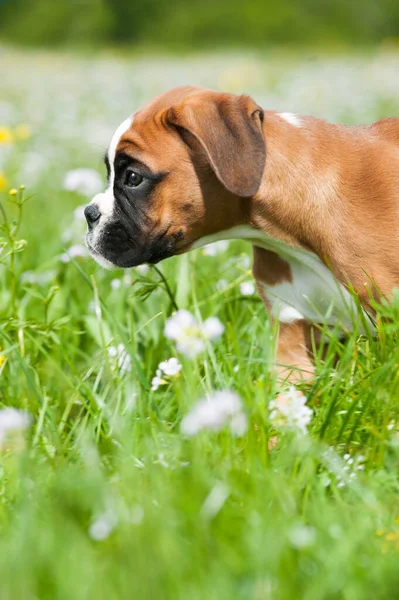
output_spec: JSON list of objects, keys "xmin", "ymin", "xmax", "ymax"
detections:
[
  {"xmin": 0, "ymin": 348, "xmax": 5, "ymax": 368},
  {"xmin": 0, "ymin": 127, "xmax": 13, "ymax": 144},
  {"xmin": 14, "ymin": 124, "xmax": 31, "ymax": 141},
  {"xmin": 9, "ymin": 188, "xmax": 17, "ymax": 196},
  {"xmin": 385, "ymin": 532, "xmax": 399, "ymax": 542},
  {"xmin": 0, "ymin": 172, "xmax": 7, "ymax": 192}
]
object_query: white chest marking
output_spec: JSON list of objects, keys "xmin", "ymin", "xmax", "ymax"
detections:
[
  {"xmin": 192, "ymin": 226, "xmax": 370, "ymax": 331},
  {"xmin": 278, "ymin": 112, "xmax": 302, "ymax": 128},
  {"xmin": 276, "ymin": 305, "xmax": 305, "ymax": 324}
]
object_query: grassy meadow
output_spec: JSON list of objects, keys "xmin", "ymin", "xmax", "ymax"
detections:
[{"xmin": 1, "ymin": 46, "xmax": 399, "ymax": 599}]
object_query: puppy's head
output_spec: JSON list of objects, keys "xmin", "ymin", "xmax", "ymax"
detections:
[{"xmin": 85, "ymin": 86, "xmax": 265, "ymax": 268}]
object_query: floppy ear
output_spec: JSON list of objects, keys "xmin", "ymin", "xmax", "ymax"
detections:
[{"xmin": 167, "ymin": 92, "xmax": 266, "ymax": 197}]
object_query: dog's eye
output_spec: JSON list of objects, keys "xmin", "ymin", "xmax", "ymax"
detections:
[{"xmin": 125, "ymin": 170, "xmax": 143, "ymax": 188}]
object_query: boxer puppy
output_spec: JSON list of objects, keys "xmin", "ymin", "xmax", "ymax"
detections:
[{"xmin": 84, "ymin": 86, "xmax": 399, "ymax": 387}]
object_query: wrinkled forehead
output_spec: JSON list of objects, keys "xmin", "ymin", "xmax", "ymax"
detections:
[
  {"xmin": 103, "ymin": 114, "xmax": 157, "ymax": 174},
  {"xmin": 134, "ymin": 85, "xmax": 205, "ymax": 120},
  {"xmin": 109, "ymin": 117, "xmax": 168, "ymax": 171},
  {"xmin": 108, "ymin": 86, "xmax": 208, "ymax": 166},
  {"xmin": 110, "ymin": 115, "xmax": 171, "ymax": 171}
]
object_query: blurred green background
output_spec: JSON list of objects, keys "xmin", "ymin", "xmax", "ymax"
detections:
[{"xmin": 0, "ymin": 0, "xmax": 398, "ymax": 50}]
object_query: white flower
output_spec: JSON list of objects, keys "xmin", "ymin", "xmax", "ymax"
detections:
[
  {"xmin": 62, "ymin": 205, "xmax": 88, "ymax": 244},
  {"xmin": 164, "ymin": 310, "xmax": 224, "ymax": 358},
  {"xmin": 269, "ymin": 387, "xmax": 313, "ymax": 434},
  {"xmin": 128, "ymin": 505, "xmax": 144, "ymax": 525},
  {"xmin": 89, "ymin": 511, "xmax": 117, "ymax": 541},
  {"xmin": 151, "ymin": 368, "xmax": 166, "ymax": 391},
  {"xmin": 0, "ymin": 100, "xmax": 16, "ymax": 122},
  {"xmin": 201, "ymin": 317, "xmax": 224, "ymax": 340},
  {"xmin": 111, "ymin": 278, "xmax": 122, "ymax": 291},
  {"xmin": 60, "ymin": 244, "xmax": 89, "ymax": 263},
  {"xmin": 158, "ymin": 357, "xmax": 182, "ymax": 376},
  {"xmin": 20, "ymin": 151, "xmax": 47, "ymax": 186},
  {"xmin": 73, "ymin": 204, "xmax": 87, "ymax": 223},
  {"xmin": 164, "ymin": 311, "xmax": 202, "ymax": 357},
  {"xmin": 237, "ymin": 255, "xmax": 251, "ymax": 270},
  {"xmin": 107, "ymin": 343, "xmax": 132, "ymax": 375},
  {"xmin": 230, "ymin": 412, "xmax": 248, "ymax": 436},
  {"xmin": 89, "ymin": 299, "xmax": 102, "ymax": 319},
  {"xmin": 151, "ymin": 358, "xmax": 182, "ymax": 391},
  {"xmin": 240, "ymin": 281, "xmax": 255, "ymax": 296},
  {"xmin": 336, "ymin": 452, "xmax": 365, "ymax": 486},
  {"xmin": 151, "ymin": 370, "xmax": 163, "ymax": 391},
  {"xmin": 135, "ymin": 264, "xmax": 150, "ymax": 275},
  {"xmin": 0, "ymin": 408, "xmax": 32, "ymax": 451},
  {"xmin": 21, "ymin": 269, "xmax": 56, "ymax": 286},
  {"xmin": 63, "ymin": 168, "xmax": 103, "ymax": 197},
  {"xmin": 288, "ymin": 524, "xmax": 316, "ymax": 549},
  {"xmin": 181, "ymin": 390, "xmax": 247, "ymax": 437},
  {"xmin": 321, "ymin": 447, "xmax": 365, "ymax": 489},
  {"xmin": 116, "ymin": 345, "xmax": 131, "ymax": 374},
  {"xmin": 164, "ymin": 310, "xmax": 197, "ymax": 340},
  {"xmin": 216, "ymin": 279, "xmax": 228, "ymax": 291},
  {"xmin": 202, "ymin": 240, "xmax": 230, "ymax": 256},
  {"xmin": 177, "ymin": 337, "xmax": 206, "ymax": 358}
]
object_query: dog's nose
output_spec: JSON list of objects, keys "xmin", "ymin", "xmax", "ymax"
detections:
[{"xmin": 84, "ymin": 204, "xmax": 101, "ymax": 227}]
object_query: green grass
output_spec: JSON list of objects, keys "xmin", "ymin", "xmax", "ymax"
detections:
[{"xmin": 1, "ymin": 47, "xmax": 399, "ymax": 599}]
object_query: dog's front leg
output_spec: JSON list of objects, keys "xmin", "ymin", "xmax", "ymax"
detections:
[
  {"xmin": 273, "ymin": 319, "xmax": 315, "ymax": 385},
  {"xmin": 252, "ymin": 246, "xmax": 315, "ymax": 389}
]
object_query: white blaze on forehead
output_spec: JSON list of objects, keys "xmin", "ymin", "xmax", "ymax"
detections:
[
  {"xmin": 108, "ymin": 116, "xmax": 134, "ymax": 172},
  {"xmin": 91, "ymin": 115, "xmax": 133, "ymax": 218},
  {"xmin": 278, "ymin": 112, "xmax": 302, "ymax": 128}
]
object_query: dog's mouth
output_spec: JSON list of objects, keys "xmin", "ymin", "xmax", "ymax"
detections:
[
  {"xmin": 86, "ymin": 237, "xmax": 117, "ymax": 269},
  {"xmin": 86, "ymin": 238, "xmax": 98, "ymax": 257},
  {"xmin": 86, "ymin": 225, "xmax": 186, "ymax": 269}
]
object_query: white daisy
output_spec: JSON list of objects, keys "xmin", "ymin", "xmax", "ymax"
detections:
[
  {"xmin": 63, "ymin": 168, "xmax": 103, "ymax": 197},
  {"xmin": 158, "ymin": 357, "xmax": 182, "ymax": 376},
  {"xmin": 107, "ymin": 344, "xmax": 132, "ymax": 376},
  {"xmin": 269, "ymin": 387, "xmax": 313, "ymax": 434},
  {"xmin": 181, "ymin": 391, "xmax": 247, "ymax": 437},
  {"xmin": 240, "ymin": 281, "xmax": 255, "ymax": 296},
  {"xmin": 164, "ymin": 310, "xmax": 224, "ymax": 358},
  {"xmin": 202, "ymin": 240, "xmax": 230, "ymax": 256},
  {"xmin": 0, "ymin": 408, "xmax": 32, "ymax": 451}
]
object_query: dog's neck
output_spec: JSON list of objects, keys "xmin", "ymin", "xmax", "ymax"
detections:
[
  {"xmin": 199, "ymin": 110, "xmax": 398, "ymax": 298},
  {"xmin": 248, "ymin": 111, "xmax": 345, "ymax": 256}
]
